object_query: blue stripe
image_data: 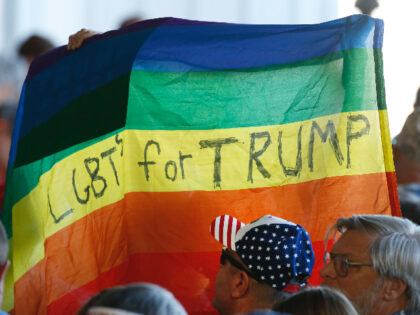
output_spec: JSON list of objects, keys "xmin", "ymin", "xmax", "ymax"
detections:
[
  {"xmin": 18, "ymin": 26, "xmax": 159, "ymax": 141},
  {"xmin": 25, "ymin": 18, "xmax": 169, "ymax": 82},
  {"xmin": 132, "ymin": 15, "xmax": 381, "ymax": 72},
  {"xmin": 373, "ymin": 18, "xmax": 384, "ymax": 49}
]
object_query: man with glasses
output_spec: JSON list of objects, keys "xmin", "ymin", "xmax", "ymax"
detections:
[
  {"xmin": 209, "ymin": 214, "xmax": 314, "ymax": 315},
  {"xmin": 320, "ymin": 214, "xmax": 420, "ymax": 315}
]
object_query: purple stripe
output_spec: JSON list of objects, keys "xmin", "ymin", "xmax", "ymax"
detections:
[{"xmin": 25, "ymin": 17, "xmax": 170, "ymax": 82}]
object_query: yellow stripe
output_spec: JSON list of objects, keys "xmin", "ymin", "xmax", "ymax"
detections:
[
  {"xmin": 12, "ymin": 109, "xmax": 390, "ymax": 282},
  {"xmin": 379, "ymin": 110, "xmax": 395, "ymax": 172}
]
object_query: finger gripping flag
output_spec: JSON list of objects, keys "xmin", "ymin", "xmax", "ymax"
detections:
[{"xmin": 2, "ymin": 15, "xmax": 398, "ymax": 315}]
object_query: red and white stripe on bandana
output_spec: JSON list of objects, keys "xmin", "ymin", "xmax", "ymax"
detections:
[{"xmin": 210, "ymin": 215, "xmax": 244, "ymax": 250}]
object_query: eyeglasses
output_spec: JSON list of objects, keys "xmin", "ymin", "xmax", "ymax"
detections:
[
  {"xmin": 220, "ymin": 248, "xmax": 258, "ymax": 279},
  {"xmin": 324, "ymin": 252, "xmax": 373, "ymax": 277}
]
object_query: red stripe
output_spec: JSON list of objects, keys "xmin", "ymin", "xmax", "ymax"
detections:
[
  {"xmin": 218, "ymin": 215, "xmax": 225, "ymax": 246},
  {"xmin": 210, "ymin": 219, "xmax": 215, "ymax": 237},
  {"xmin": 306, "ymin": 240, "xmax": 326, "ymax": 286},
  {"xmin": 386, "ymin": 172, "xmax": 401, "ymax": 217},
  {"xmin": 46, "ymin": 252, "xmax": 220, "ymax": 315},
  {"xmin": 46, "ymin": 243, "xmax": 328, "ymax": 315},
  {"xmin": 226, "ymin": 216, "xmax": 233, "ymax": 249},
  {"xmin": 236, "ymin": 221, "xmax": 242, "ymax": 233}
]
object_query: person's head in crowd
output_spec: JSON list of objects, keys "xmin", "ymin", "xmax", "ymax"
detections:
[
  {"xmin": 413, "ymin": 87, "xmax": 420, "ymax": 109},
  {"xmin": 18, "ymin": 34, "xmax": 54, "ymax": 65},
  {"xmin": 119, "ymin": 16, "xmax": 143, "ymax": 29},
  {"xmin": 0, "ymin": 221, "xmax": 9, "ymax": 309},
  {"xmin": 273, "ymin": 286, "xmax": 357, "ymax": 315},
  {"xmin": 77, "ymin": 283, "xmax": 187, "ymax": 315},
  {"xmin": 320, "ymin": 214, "xmax": 420, "ymax": 315},
  {"xmin": 210, "ymin": 214, "xmax": 314, "ymax": 315}
]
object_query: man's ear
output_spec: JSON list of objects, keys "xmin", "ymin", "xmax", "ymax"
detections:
[
  {"xmin": 383, "ymin": 278, "xmax": 407, "ymax": 301},
  {"xmin": 231, "ymin": 271, "xmax": 250, "ymax": 299}
]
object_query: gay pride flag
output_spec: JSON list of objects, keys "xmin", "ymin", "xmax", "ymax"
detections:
[{"xmin": 3, "ymin": 15, "xmax": 398, "ymax": 314}]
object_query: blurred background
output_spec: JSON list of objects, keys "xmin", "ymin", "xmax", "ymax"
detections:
[{"xmin": 0, "ymin": 0, "xmax": 419, "ymax": 137}]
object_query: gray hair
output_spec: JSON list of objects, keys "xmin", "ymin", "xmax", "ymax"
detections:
[
  {"xmin": 77, "ymin": 283, "xmax": 187, "ymax": 315},
  {"xmin": 332, "ymin": 215, "xmax": 420, "ymax": 312},
  {"xmin": 273, "ymin": 286, "xmax": 358, "ymax": 315},
  {"xmin": 0, "ymin": 221, "xmax": 8, "ymax": 265}
]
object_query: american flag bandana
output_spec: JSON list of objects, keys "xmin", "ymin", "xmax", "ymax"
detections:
[
  {"xmin": 209, "ymin": 214, "xmax": 245, "ymax": 250},
  {"xmin": 210, "ymin": 215, "xmax": 314, "ymax": 291}
]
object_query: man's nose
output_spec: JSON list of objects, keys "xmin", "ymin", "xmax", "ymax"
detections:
[{"xmin": 319, "ymin": 260, "xmax": 337, "ymax": 280}]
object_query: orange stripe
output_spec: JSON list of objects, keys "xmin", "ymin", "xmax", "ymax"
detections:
[
  {"xmin": 14, "ymin": 258, "xmax": 46, "ymax": 315},
  {"xmin": 14, "ymin": 172, "xmax": 393, "ymax": 313}
]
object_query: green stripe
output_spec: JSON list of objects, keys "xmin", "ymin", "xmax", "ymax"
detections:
[
  {"xmin": 127, "ymin": 48, "xmax": 382, "ymax": 130},
  {"xmin": 14, "ymin": 73, "xmax": 130, "ymax": 168},
  {"xmin": 373, "ymin": 48, "xmax": 386, "ymax": 110}
]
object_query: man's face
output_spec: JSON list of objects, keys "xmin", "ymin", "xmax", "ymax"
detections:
[
  {"xmin": 320, "ymin": 230, "xmax": 384, "ymax": 315},
  {"xmin": 213, "ymin": 249, "xmax": 235, "ymax": 314},
  {"xmin": 213, "ymin": 249, "xmax": 246, "ymax": 315}
]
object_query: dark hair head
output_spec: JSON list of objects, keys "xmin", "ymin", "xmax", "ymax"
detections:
[
  {"xmin": 18, "ymin": 35, "xmax": 54, "ymax": 59},
  {"xmin": 119, "ymin": 16, "xmax": 142, "ymax": 29},
  {"xmin": 77, "ymin": 283, "xmax": 187, "ymax": 315},
  {"xmin": 273, "ymin": 286, "xmax": 357, "ymax": 315},
  {"xmin": 415, "ymin": 87, "xmax": 420, "ymax": 108}
]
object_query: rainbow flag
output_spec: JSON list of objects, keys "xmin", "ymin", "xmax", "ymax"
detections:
[{"xmin": 3, "ymin": 15, "xmax": 398, "ymax": 314}]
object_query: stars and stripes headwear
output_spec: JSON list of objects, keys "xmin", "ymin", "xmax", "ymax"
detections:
[{"xmin": 210, "ymin": 214, "xmax": 314, "ymax": 292}]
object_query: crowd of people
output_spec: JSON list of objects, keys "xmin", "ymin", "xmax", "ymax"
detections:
[
  {"xmin": 0, "ymin": 17, "xmax": 420, "ymax": 315},
  {"xmin": 208, "ymin": 214, "xmax": 419, "ymax": 315}
]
